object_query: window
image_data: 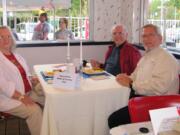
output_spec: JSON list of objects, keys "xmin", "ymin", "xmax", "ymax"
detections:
[
  {"xmin": 0, "ymin": 0, "xmax": 89, "ymax": 41},
  {"xmin": 147, "ymin": 0, "xmax": 180, "ymax": 50}
]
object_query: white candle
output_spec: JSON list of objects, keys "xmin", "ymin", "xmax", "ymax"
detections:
[
  {"xmin": 67, "ymin": 35, "xmax": 70, "ymax": 63},
  {"xmin": 80, "ymin": 39, "xmax": 82, "ymax": 65},
  {"xmin": 79, "ymin": 0, "xmax": 82, "ymax": 65}
]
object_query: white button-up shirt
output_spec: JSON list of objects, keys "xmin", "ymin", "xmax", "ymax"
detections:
[{"xmin": 131, "ymin": 46, "xmax": 179, "ymax": 95}]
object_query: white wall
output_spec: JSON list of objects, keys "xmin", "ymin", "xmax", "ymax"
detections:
[
  {"xmin": 92, "ymin": 0, "xmax": 141, "ymax": 42},
  {"xmin": 16, "ymin": 45, "xmax": 108, "ymax": 72}
]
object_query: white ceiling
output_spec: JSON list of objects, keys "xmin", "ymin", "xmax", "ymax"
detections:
[{"xmin": 0, "ymin": 0, "xmax": 71, "ymax": 11}]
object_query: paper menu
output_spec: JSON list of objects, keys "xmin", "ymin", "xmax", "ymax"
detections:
[
  {"xmin": 149, "ymin": 107, "xmax": 179, "ymax": 135},
  {"xmin": 158, "ymin": 116, "xmax": 180, "ymax": 135},
  {"xmin": 53, "ymin": 71, "xmax": 80, "ymax": 90}
]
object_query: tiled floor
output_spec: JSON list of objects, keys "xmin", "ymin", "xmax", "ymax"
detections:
[{"xmin": 0, "ymin": 117, "xmax": 30, "ymax": 135}]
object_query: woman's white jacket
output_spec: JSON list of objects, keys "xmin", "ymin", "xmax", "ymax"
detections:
[{"xmin": 0, "ymin": 51, "xmax": 31, "ymax": 111}]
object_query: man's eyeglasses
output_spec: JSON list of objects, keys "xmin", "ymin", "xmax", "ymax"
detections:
[
  {"xmin": 113, "ymin": 32, "xmax": 124, "ymax": 36},
  {"xmin": 142, "ymin": 33, "xmax": 158, "ymax": 38}
]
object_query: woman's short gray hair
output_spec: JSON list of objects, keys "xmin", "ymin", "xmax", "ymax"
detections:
[{"xmin": 0, "ymin": 26, "xmax": 16, "ymax": 51}]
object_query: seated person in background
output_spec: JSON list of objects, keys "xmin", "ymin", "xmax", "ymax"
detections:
[
  {"xmin": 90, "ymin": 24, "xmax": 141, "ymax": 76},
  {"xmin": 108, "ymin": 24, "xmax": 179, "ymax": 129},
  {"xmin": 55, "ymin": 18, "xmax": 74, "ymax": 40},
  {"xmin": 0, "ymin": 26, "xmax": 44, "ymax": 135},
  {"xmin": 32, "ymin": 12, "xmax": 50, "ymax": 40}
]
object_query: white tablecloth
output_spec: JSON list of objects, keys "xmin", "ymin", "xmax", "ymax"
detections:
[
  {"xmin": 34, "ymin": 64, "xmax": 130, "ymax": 135},
  {"xmin": 110, "ymin": 121, "xmax": 154, "ymax": 135}
]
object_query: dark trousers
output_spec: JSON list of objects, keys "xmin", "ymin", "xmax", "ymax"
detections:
[
  {"xmin": 108, "ymin": 89, "xmax": 142, "ymax": 129},
  {"xmin": 108, "ymin": 106, "xmax": 130, "ymax": 129}
]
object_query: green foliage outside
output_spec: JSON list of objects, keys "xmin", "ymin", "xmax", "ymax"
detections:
[
  {"xmin": 3, "ymin": 0, "xmax": 88, "ymax": 17},
  {"xmin": 148, "ymin": 0, "xmax": 180, "ymax": 20},
  {"xmin": 47, "ymin": 0, "xmax": 88, "ymax": 17},
  {"xmin": 0, "ymin": 0, "xmax": 88, "ymax": 28}
]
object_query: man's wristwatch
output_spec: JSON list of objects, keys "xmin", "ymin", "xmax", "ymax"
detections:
[
  {"xmin": 129, "ymin": 82, "xmax": 135, "ymax": 92},
  {"xmin": 18, "ymin": 95, "xmax": 25, "ymax": 101}
]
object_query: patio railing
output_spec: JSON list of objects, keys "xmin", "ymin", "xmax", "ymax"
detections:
[
  {"xmin": 8, "ymin": 16, "xmax": 89, "ymax": 40},
  {"xmin": 148, "ymin": 19, "xmax": 180, "ymax": 48}
]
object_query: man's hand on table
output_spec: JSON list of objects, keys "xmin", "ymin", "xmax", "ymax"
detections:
[{"xmin": 116, "ymin": 73, "xmax": 132, "ymax": 88}]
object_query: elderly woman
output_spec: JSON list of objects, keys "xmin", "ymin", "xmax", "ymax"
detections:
[
  {"xmin": 55, "ymin": 18, "xmax": 74, "ymax": 40},
  {"xmin": 0, "ymin": 26, "xmax": 43, "ymax": 135}
]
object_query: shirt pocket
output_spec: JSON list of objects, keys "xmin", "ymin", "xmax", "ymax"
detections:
[{"xmin": 136, "ymin": 58, "xmax": 156, "ymax": 81}]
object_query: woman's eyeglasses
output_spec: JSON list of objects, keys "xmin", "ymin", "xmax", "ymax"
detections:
[{"xmin": 0, "ymin": 35, "xmax": 12, "ymax": 40}]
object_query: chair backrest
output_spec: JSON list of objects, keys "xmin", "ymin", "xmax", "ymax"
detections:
[
  {"xmin": 0, "ymin": 112, "xmax": 12, "ymax": 119},
  {"xmin": 179, "ymin": 74, "xmax": 180, "ymax": 94},
  {"xmin": 128, "ymin": 95, "xmax": 180, "ymax": 123}
]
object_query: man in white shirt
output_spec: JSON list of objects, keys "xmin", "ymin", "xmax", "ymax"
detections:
[{"xmin": 108, "ymin": 24, "xmax": 179, "ymax": 129}]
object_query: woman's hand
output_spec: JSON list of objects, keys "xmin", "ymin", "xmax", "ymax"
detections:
[
  {"xmin": 20, "ymin": 95, "xmax": 35, "ymax": 106},
  {"xmin": 12, "ymin": 90, "xmax": 35, "ymax": 106},
  {"xmin": 30, "ymin": 76, "xmax": 39, "ymax": 86}
]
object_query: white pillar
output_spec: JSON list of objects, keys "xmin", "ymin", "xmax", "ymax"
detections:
[
  {"xmin": 2, "ymin": 0, "xmax": 7, "ymax": 26},
  {"xmin": 80, "ymin": 0, "xmax": 83, "ymax": 64}
]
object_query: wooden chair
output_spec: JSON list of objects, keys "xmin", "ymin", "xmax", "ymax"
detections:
[{"xmin": 0, "ymin": 112, "xmax": 30, "ymax": 135}]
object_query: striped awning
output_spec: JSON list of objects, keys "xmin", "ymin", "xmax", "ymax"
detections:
[{"xmin": 0, "ymin": 0, "xmax": 71, "ymax": 11}]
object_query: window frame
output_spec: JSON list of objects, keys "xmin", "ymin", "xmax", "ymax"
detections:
[
  {"xmin": 143, "ymin": 0, "xmax": 180, "ymax": 54},
  {"xmin": 0, "ymin": 0, "xmax": 91, "ymax": 42}
]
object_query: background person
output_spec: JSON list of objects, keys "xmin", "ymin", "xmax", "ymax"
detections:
[
  {"xmin": 32, "ymin": 12, "xmax": 50, "ymax": 40},
  {"xmin": 108, "ymin": 24, "xmax": 179, "ymax": 129},
  {"xmin": 0, "ymin": 26, "xmax": 43, "ymax": 135},
  {"xmin": 91, "ymin": 24, "xmax": 141, "ymax": 76},
  {"xmin": 12, "ymin": 28, "xmax": 19, "ymax": 41},
  {"xmin": 55, "ymin": 18, "xmax": 74, "ymax": 40}
]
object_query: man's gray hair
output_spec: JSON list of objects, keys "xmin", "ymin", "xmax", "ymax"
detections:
[
  {"xmin": 111, "ymin": 24, "xmax": 127, "ymax": 34},
  {"xmin": 0, "ymin": 26, "xmax": 16, "ymax": 51},
  {"xmin": 142, "ymin": 24, "xmax": 162, "ymax": 36}
]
